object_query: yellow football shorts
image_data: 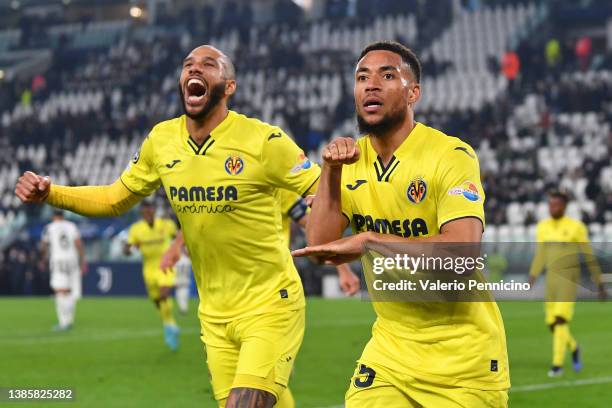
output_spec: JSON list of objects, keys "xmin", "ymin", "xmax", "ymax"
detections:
[
  {"xmin": 346, "ymin": 360, "xmax": 508, "ymax": 408},
  {"xmin": 545, "ymin": 301, "xmax": 575, "ymax": 325},
  {"xmin": 200, "ymin": 308, "xmax": 304, "ymax": 404},
  {"xmin": 143, "ymin": 267, "xmax": 176, "ymax": 300}
]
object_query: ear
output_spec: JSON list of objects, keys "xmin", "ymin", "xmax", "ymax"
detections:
[
  {"xmin": 225, "ymin": 79, "xmax": 237, "ymax": 97},
  {"xmin": 408, "ymin": 84, "xmax": 420, "ymax": 105}
]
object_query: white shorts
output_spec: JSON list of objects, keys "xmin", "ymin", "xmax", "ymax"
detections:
[{"xmin": 50, "ymin": 261, "xmax": 82, "ymax": 298}]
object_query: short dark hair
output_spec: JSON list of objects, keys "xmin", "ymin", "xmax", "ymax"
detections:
[
  {"xmin": 358, "ymin": 41, "xmax": 421, "ymax": 83},
  {"xmin": 549, "ymin": 189, "xmax": 569, "ymax": 203}
]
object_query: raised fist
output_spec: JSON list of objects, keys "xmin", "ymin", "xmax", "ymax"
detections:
[
  {"xmin": 322, "ymin": 137, "xmax": 360, "ymax": 167},
  {"xmin": 15, "ymin": 171, "xmax": 51, "ymax": 204}
]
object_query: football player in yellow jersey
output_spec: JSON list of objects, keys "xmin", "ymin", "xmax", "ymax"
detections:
[
  {"xmin": 15, "ymin": 45, "xmax": 320, "ymax": 408},
  {"xmin": 529, "ymin": 190, "xmax": 606, "ymax": 377},
  {"xmin": 293, "ymin": 41, "xmax": 510, "ymax": 407},
  {"xmin": 123, "ymin": 200, "xmax": 180, "ymax": 351}
]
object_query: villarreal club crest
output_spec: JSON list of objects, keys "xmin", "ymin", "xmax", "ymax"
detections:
[
  {"xmin": 407, "ymin": 177, "xmax": 427, "ymax": 204},
  {"xmin": 225, "ymin": 154, "xmax": 244, "ymax": 175}
]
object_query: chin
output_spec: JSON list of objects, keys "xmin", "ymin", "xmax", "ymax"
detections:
[
  {"xmin": 187, "ymin": 107, "xmax": 202, "ymax": 116},
  {"xmin": 185, "ymin": 105, "xmax": 208, "ymax": 119}
]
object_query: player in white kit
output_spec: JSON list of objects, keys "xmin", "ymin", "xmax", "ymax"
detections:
[
  {"xmin": 40, "ymin": 209, "xmax": 87, "ymax": 331},
  {"xmin": 173, "ymin": 248, "xmax": 192, "ymax": 314}
]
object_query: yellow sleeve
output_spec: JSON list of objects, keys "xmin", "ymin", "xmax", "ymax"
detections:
[
  {"xmin": 127, "ymin": 224, "xmax": 138, "ymax": 246},
  {"xmin": 280, "ymin": 189, "xmax": 300, "ymax": 214},
  {"xmin": 46, "ymin": 178, "xmax": 141, "ymax": 217},
  {"xmin": 120, "ymin": 135, "xmax": 161, "ymax": 196},
  {"xmin": 261, "ymin": 128, "xmax": 321, "ymax": 196},
  {"xmin": 577, "ymin": 222, "xmax": 602, "ymax": 285},
  {"xmin": 280, "ymin": 189, "xmax": 308, "ymax": 223},
  {"xmin": 435, "ymin": 142, "xmax": 485, "ymax": 229},
  {"xmin": 529, "ymin": 223, "xmax": 546, "ymax": 278}
]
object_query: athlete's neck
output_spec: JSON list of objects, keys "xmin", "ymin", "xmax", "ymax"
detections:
[
  {"xmin": 370, "ymin": 116, "xmax": 416, "ymax": 164},
  {"xmin": 186, "ymin": 105, "xmax": 229, "ymax": 144}
]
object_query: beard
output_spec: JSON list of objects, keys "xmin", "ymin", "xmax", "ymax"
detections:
[
  {"xmin": 356, "ymin": 107, "xmax": 406, "ymax": 137},
  {"xmin": 179, "ymin": 81, "xmax": 226, "ymax": 120}
]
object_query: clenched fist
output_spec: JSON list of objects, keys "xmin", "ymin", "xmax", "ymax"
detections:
[
  {"xmin": 323, "ymin": 137, "xmax": 360, "ymax": 167},
  {"xmin": 15, "ymin": 171, "xmax": 51, "ymax": 203}
]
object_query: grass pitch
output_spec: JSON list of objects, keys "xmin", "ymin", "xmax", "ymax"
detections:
[{"xmin": 1, "ymin": 298, "xmax": 611, "ymax": 407}]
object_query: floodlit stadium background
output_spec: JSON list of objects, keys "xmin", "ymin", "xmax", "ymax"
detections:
[{"xmin": 0, "ymin": 0, "xmax": 611, "ymax": 407}]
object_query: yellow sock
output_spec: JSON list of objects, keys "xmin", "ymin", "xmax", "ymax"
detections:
[
  {"xmin": 567, "ymin": 328, "xmax": 577, "ymax": 352},
  {"xmin": 159, "ymin": 298, "xmax": 176, "ymax": 326},
  {"xmin": 275, "ymin": 387, "xmax": 295, "ymax": 408},
  {"xmin": 553, "ymin": 324, "xmax": 569, "ymax": 367}
]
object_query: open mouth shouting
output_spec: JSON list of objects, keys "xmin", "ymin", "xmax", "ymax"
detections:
[
  {"xmin": 184, "ymin": 77, "xmax": 208, "ymax": 107},
  {"xmin": 363, "ymin": 96, "xmax": 384, "ymax": 113}
]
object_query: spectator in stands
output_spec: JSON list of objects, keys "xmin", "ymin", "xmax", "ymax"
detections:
[
  {"xmin": 502, "ymin": 50, "xmax": 520, "ymax": 97},
  {"xmin": 575, "ymin": 36, "xmax": 592, "ymax": 71},
  {"xmin": 545, "ymin": 38, "xmax": 561, "ymax": 76}
]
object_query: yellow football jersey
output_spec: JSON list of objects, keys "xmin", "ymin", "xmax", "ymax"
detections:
[
  {"xmin": 127, "ymin": 217, "xmax": 177, "ymax": 275},
  {"xmin": 279, "ymin": 189, "xmax": 308, "ymax": 246},
  {"xmin": 120, "ymin": 111, "xmax": 320, "ymax": 322},
  {"xmin": 534, "ymin": 215, "xmax": 590, "ymax": 247},
  {"xmin": 340, "ymin": 123, "xmax": 509, "ymax": 390},
  {"xmin": 531, "ymin": 216, "xmax": 600, "ymax": 300}
]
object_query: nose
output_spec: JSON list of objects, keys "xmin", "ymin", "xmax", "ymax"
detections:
[
  {"xmin": 365, "ymin": 76, "xmax": 382, "ymax": 92},
  {"xmin": 188, "ymin": 62, "xmax": 203, "ymax": 76}
]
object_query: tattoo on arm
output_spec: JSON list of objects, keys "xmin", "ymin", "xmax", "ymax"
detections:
[{"xmin": 226, "ymin": 388, "xmax": 276, "ymax": 408}]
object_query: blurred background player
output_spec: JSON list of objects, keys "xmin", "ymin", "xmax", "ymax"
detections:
[
  {"xmin": 529, "ymin": 190, "xmax": 607, "ymax": 377},
  {"xmin": 40, "ymin": 209, "xmax": 87, "ymax": 331},
  {"xmin": 173, "ymin": 246, "xmax": 192, "ymax": 314},
  {"xmin": 124, "ymin": 200, "xmax": 180, "ymax": 351}
]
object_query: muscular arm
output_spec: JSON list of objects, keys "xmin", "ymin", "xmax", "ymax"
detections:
[
  {"xmin": 160, "ymin": 231, "xmax": 184, "ymax": 271},
  {"xmin": 294, "ymin": 217, "xmax": 483, "ymax": 267},
  {"xmin": 306, "ymin": 137, "xmax": 359, "ymax": 246},
  {"xmin": 46, "ymin": 179, "xmax": 141, "ymax": 217},
  {"xmin": 306, "ymin": 164, "xmax": 349, "ymax": 246}
]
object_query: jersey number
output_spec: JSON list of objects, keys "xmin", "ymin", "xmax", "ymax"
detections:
[
  {"xmin": 59, "ymin": 233, "xmax": 70, "ymax": 249},
  {"xmin": 354, "ymin": 364, "xmax": 376, "ymax": 388}
]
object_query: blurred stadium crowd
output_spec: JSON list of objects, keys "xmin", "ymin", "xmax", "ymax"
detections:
[{"xmin": 1, "ymin": 0, "xmax": 611, "ymax": 294}]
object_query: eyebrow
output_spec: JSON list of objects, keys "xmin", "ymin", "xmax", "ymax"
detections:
[
  {"xmin": 182, "ymin": 56, "xmax": 218, "ymax": 64},
  {"xmin": 356, "ymin": 65, "xmax": 399, "ymax": 74}
]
